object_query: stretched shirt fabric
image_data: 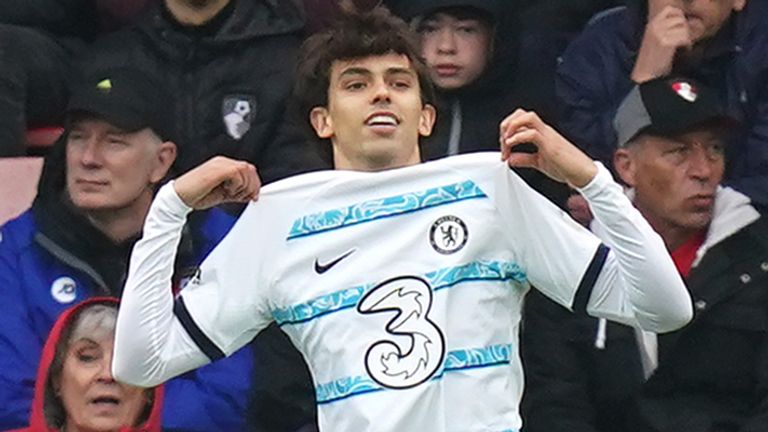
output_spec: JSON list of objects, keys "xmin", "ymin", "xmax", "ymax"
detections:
[{"xmin": 114, "ymin": 152, "xmax": 692, "ymax": 432}]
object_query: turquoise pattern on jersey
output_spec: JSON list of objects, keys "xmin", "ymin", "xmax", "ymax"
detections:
[
  {"xmin": 443, "ymin": 343, "xmax": 512, "ymax": 371},
  {"xmin": 315, "ymin": 343, "xmax": 513, "ymax": 404},
  {"xmin": 271, "ymin": 261, "xmax": 527, "ymax": 325},
  {"xmin": 286, "ymin": 179, "xmax": 487, "ymax": 240}
]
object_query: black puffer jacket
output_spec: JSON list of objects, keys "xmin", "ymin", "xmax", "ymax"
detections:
[{"xmin": 79, "ymin": 0, "xmax": 328, "ymax": 182}]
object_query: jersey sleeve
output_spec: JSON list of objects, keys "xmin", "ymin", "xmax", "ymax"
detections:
[
  {"xmin": 113, "ymin": 182, "xmax": 274, "ymax": 387},
  {"xmin": 175, "ymin": 196, "xmax": 276, "ymax": 358},
  {"xmin": 578, "ymin": 164, "xmax": 692, "ymax": 332},
  {"xmin": 492, "ymin": 163, "xmax": 602, "ymax": 308},
  {"xmin": 492, "ymin": 162, "xmax": 692, "ymax": 333}
]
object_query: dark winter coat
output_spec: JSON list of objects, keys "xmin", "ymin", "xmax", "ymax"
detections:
[
  {"xmin": 556, "ymin": 1, "xmax": 768, "ymax": 206},
  {"xmin": 521, "ymin": 188, "xmax": 768, "ymax": 432},
  {"xmin": 79, "ymin": 0, "xmax": 328, "ymax": 182}
]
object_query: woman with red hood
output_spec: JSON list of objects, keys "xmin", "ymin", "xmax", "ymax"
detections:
[{"xmin": 7, "ymin": 298, "xmax": 163, "ymax": 432}]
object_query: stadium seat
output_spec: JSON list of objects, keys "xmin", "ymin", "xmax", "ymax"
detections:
[
  {"xmin": 26, "ymin": 126, "xmax": 64, "ymax": 151},
  {"xmin": 0, "ymin": 157, "xmax": 43, "ymax": 225}
]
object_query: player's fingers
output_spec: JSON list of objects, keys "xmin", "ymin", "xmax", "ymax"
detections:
[
  {"xmin": 503, "ymin": 128, "xmax": 539, "ymax": 153},
  {"xmin": 501, "ymin": 112, "xmax": 546, "ymax": 162},
  {"xmin": 226, "ymin": 161, "xmax": 255, "ymax": 197},
  {"xmin": 239, "ymin": 164, "xmax": 260, "ymax": 201},
  {"xmin": 504, "ymin": 152, "xmax": 538, "ymax": 169},
  {"xmin": 499, "ymin": 109, "xmax": 529, "ymax": 140},
  {"xmin": 502, "ymin": 111, "xmax": 544, "ymax": 140},
  {"xmin": 501, "ymin": 126, "xmax": 534, "ymax": 160}
]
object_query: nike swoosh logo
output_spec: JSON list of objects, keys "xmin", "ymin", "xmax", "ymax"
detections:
[{"xmin": 315, "ymin": 249, "xmax": 356, "ymax": 274}]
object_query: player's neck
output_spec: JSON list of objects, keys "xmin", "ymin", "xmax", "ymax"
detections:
[
  {"xmin": 333, "ymin": 146, "xmax": 421, "ymax": 172},
  {"xmin": 165, "ymin": 0, "xmax": 230, "ymax": 26}
]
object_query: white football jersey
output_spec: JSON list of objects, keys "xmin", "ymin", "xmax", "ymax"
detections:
[{"xmin": 177, "ymin": 152, "xmax": 602, "ymax": 432}]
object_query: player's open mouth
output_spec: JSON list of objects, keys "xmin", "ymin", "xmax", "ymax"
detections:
[{"xmin": 365, "ymin": 112, "xmax": 399, "ymax": 133}]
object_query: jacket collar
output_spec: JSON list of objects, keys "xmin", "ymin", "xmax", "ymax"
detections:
[
  {"xmin": 32, "ymin": 191, "xmax": 139, "ymax": 296},
  {"xmin": 693, "ymin": 186, "xmax": 760, "ymax": 267}
]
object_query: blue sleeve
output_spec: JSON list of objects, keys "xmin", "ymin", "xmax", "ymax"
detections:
[
  {"xmin": 0, "ymin": 230, "xmax": 43, "ymax": 430},
  {"xmin": 555, "ymin": 9, "xmax": 637, "ymax": 166},
  {"xmin": 727, "ymin": 80, "xmax": 768, "ymax": 207},
  {"xmin": 162, "ymin": 344, "xmax": 254, "ymax": 432}
]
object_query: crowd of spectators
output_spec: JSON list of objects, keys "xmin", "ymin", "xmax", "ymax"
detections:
[{"xmin": 1, "ymin": 0, "xmax": 766, "ymax": 431}]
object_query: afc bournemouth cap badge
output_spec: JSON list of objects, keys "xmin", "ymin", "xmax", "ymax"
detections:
[{"xmin": 671, "ymin": 81, "xmax": 698, "ymax": 102}]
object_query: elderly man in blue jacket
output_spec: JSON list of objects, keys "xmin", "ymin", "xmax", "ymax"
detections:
[
  {"xmin": 556, "ymin": 0, "xmax": 768, "ymax": 208},
  {"xmin": 0, "ymin": 68, "xmax": 251, "ymax": 432}
]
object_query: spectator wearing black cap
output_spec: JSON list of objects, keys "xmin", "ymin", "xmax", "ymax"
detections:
[
  {"xmin": 556, "ymin": 0, "xmax": 768, "ymax": 209},
  {"xmin": 521, "ymin": 76, "xmax": 768, "ymax": 432},
  {"xmin": 0, "ymin": 68, "xmax": 255, "ymax": 432}
]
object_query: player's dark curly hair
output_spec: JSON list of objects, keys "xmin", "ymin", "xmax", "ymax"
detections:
[{"xmin": 294, "ymin": 4, "xmax": 435, "ymax": 121}]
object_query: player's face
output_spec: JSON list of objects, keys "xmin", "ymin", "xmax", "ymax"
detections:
[
  {"xmin": 66, "ymin": 118, "xmax": 175, "ymax": 213},
  {"xmin": 311, "ymin": 53, "xmax": 435, "ymax": 171},
  {"xmin": 618, "ymin": 128, "xmax": 725, "ymax": 236},
  {"xmin": 57, "ymin": 333, "xmax": 148, "ymax": 431},
  {"xmin": 419, "ymin": 12, "xmax": 493, "ymax": 90}
]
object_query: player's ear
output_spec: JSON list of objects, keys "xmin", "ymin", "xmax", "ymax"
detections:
[
  {"xmin": 418, "ymin": 104, "xmax": 436, "ymax": 137},
  {"xmin": 310, "ymin": 107, "xmax": 334, "ymax": 139}
]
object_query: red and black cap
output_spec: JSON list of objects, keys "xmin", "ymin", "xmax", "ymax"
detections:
[{"xmin": 614, "ymin": 76, "xmax": 740, "ymax": 147}]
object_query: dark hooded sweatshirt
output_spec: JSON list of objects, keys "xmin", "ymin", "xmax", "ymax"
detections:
[{"xmin": 78, "ymin": 0, "xmax": 328, "ymax": 182}]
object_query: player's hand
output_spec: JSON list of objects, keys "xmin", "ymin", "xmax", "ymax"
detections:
[
  {"xmin": 499, "ymin": 109, "xmax": 597, "ymax": 189},
  {"xmin": 173, "ymin": 156, "xmax": 260, "ymax": 210},
  {"xmin": 631, "ymin": 5, "xmax": 692, "ymax": 83}
]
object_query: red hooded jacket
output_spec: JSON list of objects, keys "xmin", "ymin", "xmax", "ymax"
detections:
[{"xmin": 6, "ymin": 297, "xmax": 163, "ymax": 432}]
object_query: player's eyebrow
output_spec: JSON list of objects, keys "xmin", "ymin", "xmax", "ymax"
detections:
[
  {"xmin": 385, "ymin": 67, "xmax": 417, "ymax": 79},
  {"xmin": 338, "ymin": 67, "xmax": 372, "ymax": 79},
  {"xmin": 337, "ymin": 67, "xmax": 416, "ymax": 80}
]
